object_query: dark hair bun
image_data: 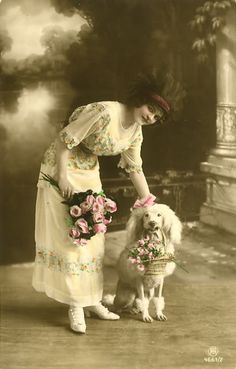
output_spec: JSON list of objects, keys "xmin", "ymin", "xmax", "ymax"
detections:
[{"xmin": 125, "ymin": 69, "xmax": 186, "ymax": 121}]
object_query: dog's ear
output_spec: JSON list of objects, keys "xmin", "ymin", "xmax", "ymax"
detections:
[
  {"xmin": 162, "ymin": 206, "xmax": 182, "ymax": 245},
  {"xmin": 126, "ymin": 208, "xmax": 144, "ymax": 246}
]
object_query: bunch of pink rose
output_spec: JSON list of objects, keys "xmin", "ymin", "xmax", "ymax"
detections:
[
  {"xmin": 39, "ymin": 174, "xmax": 117, "ymax": 247},
  {"xmin": 128, "ymin": 236, "xmax": 165, "ymax": 272},
  {"xmin": 67, "ymin": 190, "xmax": 117, "ymax": 246}
]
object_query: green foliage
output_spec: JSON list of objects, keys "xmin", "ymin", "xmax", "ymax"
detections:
[
  {"xmin": 190, "ymin": 0, "xmax": 234, "ymax": 63},
  {"xmin": 65, "ymin": 216, "xmax": 74, "ymax": 228}
]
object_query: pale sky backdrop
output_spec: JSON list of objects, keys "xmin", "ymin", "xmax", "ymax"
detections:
[
  {"xmin": 0, "ymin": 0, "xmax": 85, "ymax": 174},
  {"xmin": 0, "ymin": 0, "xmax": 85, "ymax": 60}
]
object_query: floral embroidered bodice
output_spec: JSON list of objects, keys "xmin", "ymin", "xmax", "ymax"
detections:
[{"xmin": 41, "ymin": 101, "xmax": 143, "ymax": 174}]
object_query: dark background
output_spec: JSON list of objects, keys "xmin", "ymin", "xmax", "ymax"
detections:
[{"xmin": 0, "ymin": 0, "xmax": 216, "ymax": 264}]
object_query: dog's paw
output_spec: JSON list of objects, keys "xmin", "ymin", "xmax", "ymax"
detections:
[
  {"xmin": 155, "ymin": 313, "xmax": 167, "ymax": 321},
  {"xmin": 142, "ymin": 314, "xmax": 153, "ymax": 323}
]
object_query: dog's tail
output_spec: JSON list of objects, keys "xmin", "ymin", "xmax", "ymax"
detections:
[{"xmin": 102, "ymin": 294, "xmax": 115, "ymax": 306}]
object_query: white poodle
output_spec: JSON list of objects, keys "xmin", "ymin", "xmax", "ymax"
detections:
[{"xmin": 106, "ymin": 203, "xmax": 182, "ymax": 322}]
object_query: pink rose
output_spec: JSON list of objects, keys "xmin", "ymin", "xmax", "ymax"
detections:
[
  {"xmin": 128, "ymin": 256, "xmax": 137, "ymax": 264},
  {"xmin": 148, "ymin": 252, "xmax": 154, "ymax": 259},
  {"xmin": 69, "ymin": 227, "xmax": 80, "ymax": 239},
  {"xmin": 103, "ymin": 216, "xmax": 112, "ymax": 225},
  {"xmin": 75, "ymin": 218, "xmax": 89, "ymax": 233},
  {"xmin": 93, "ymin": 212, "xmax": 103, "ymax": 223},
  {"xmin": 69, "ymin": 205, "xmax": 82, "ymax": 218},
  {"xmin": 93, "ymin": 223, "xmax": 107, "ymax": 234},
  {"xmin": 138, "ymin": 248, "xmax": 145, "ymax": 256},
  {"xmin": 104, "ymin": 198, "xmax": 117, "ymax": 213},
  {"xmin": 137, "ymin": 264, "xmax": 145, "ymax": 272},
  {"xmin": 138, "ymin": 239, "xmax": 145, "ymax": 246},
  {"xmin": 73, "ymin": 238, "xmax": 88, "ymax": 246},
  {"xmin": 79, "ymin": 238, "xmax": 88, "ymax": 246},
  {"xmin": 86, "ymin": 195, "xmax": 95, "ymax": 206},
  {"xmin": 96, "ymin": 195, "xmax": 105, "ymax": 206},
  {"xmin": 80, "ymin": 201, "xmax": 92, "ymax": 214},
  {"xmin": 92, "ymin": 202, "xmax": 100, "ymax": 213}
]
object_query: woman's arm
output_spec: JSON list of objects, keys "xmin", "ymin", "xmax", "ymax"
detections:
[
  {"xmin": 129, "ymin": 171, "xmax": 150, "ymax": 199},
  {"xmin": 55, "ymin": 137, "xmax": 75, "ymax": 199},
  {"xmin": 56, "ymin": 137, "xmax": 70, "ymax": 178}
]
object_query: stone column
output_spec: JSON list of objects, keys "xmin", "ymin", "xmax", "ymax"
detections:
[{"xmin": 200, "ymin": 7, "xmax": 236, "ymax": 233}]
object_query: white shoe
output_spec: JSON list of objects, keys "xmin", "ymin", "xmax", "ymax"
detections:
[
  {"xmin": 68, "ymin": 306, "xmax": 86, "ymax": 333},
  {"xmin": 85, "ymin": 303, "xmax": 120, "ymax": 320}
]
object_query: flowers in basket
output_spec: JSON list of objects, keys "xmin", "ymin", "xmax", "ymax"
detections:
[
  {"xmin": 40, "ymin": 172, "xmax": 117, "ymax": 246},
  {"xmin": 128, "ymin": 236, "xmax": 166, "ymax": 272},
  {"xmin": 128, "ymin": 236, "xmax": 172, "ymax": 272},
  {"xmin": 128, "ymin": 236, "xmax": 188, "ymax": 274}
]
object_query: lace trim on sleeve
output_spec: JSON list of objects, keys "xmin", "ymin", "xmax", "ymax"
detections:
[
  {"xmin": 58, "ymin": 103, "xmax": 107, "ymax": 150},
  {"xmin": 117, "ymin": 158, "xmax": 143, "ymax": 174},
  {"xmin": 59, "ymin": 131, "xmax": 80, "ymax": 150}
]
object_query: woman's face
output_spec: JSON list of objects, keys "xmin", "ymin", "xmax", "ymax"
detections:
[{"xmin": 133, "ymin": 104, "xmax": 164, "ymax": 126}]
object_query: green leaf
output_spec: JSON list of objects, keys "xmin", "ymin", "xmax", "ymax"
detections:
[
  {"xmin": 65, "ymin": 216, "xmax": 74, "ymax": 227},
  {"xmin": 40, "ymin": 172, "xmax": 60, "ymax": 190}
]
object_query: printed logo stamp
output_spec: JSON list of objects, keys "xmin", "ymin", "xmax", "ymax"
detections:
[{"xmin": 204, "ymin": 346, "xmax": 223, "ymax": 363}]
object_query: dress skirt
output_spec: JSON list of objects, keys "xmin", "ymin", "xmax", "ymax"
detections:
[{"xmin": 32, "ymin": 143, "xmax": 105, "ymax": 307}]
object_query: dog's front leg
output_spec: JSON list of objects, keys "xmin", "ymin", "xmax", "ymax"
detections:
[
  {"xmin": 153, "ymin": 277, "xmax": 167, "ymax": 321},
  {"xmin": 136, "ymin": 280, "xmax": 153, "ymax": 323}
]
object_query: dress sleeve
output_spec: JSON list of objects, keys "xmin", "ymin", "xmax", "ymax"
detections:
[
  {"xmin": 58, "ymin": 102, "xmax": 110, "ymax": 149},
  {"xmin": 118, "ymin": 128, "xmax": 143, "ymax": 173}
]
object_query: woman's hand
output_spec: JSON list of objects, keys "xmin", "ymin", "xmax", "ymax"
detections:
[{"xmin": 58, "ymin": 176, "xmax": 75, "ymax": 199}]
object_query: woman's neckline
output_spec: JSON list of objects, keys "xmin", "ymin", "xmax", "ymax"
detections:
[{"xmin": 117, "ymin": 102, "xmax": 138, "ymax": 131}]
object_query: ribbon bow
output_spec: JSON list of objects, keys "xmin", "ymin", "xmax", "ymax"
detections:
[{"xmin": 133, "ymin": 194, "xmax": 157, "ymax": 208}]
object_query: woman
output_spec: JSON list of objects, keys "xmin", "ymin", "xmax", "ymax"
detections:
[{"xmin": 32, "ymin": 73, "xmax": 181, "ymax": 334}]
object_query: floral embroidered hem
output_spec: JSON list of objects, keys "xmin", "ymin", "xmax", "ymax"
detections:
[{"xmin": 35, "ymin": 248, "xmax": 103, "ymax": 276}]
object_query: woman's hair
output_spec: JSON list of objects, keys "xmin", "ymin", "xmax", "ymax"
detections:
[{"xmin": 123, "ymin": 70, "xmax": 186, "ymax": 123}]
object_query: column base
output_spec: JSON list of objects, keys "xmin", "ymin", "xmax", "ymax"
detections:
[
  {"xmin": 211, "ymin": 147, "xmax": 236, "ymax": 158},
  {"xmin": 200, "ymin": 155, "xmax": 236, "ymax": 234},
  {"xmin": 200, "ymin": 203, "xmax": 236, "ymax": 234}
]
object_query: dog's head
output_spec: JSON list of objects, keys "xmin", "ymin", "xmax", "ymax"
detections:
[
  {"xmin": 142, "ymin": 205, "xmax": 163, "ymax": 232},
  {"xmin": 126, "ymin": 203, "xmax": 182, "ymax": 246}
]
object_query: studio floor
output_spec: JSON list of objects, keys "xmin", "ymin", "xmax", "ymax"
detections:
[{"xmin": 1, "ymin": 223, "xmax": 236, "ymax": 369}]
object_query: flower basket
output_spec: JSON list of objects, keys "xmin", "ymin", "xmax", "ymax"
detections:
[
  {"xmin": 145, "ymin": 256, "xmax": 172, "ymax": 276},
  {"xmin": 128, "ymin": 236, "xmax": 188, "ymax": 274}
]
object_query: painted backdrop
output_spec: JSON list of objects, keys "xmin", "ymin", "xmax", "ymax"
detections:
[{"xmin": 0, "ymin": 0, "xmax": 216, "ymax": 263}]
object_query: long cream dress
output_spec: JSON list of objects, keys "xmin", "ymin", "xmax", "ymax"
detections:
[{"xmin": 32, "ymin": 101, "xmax": 143, "ymax": 306}]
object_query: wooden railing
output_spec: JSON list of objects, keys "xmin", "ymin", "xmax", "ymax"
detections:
[{"xmin": 102, "ymin": 171, "xmax": 206, "ymax": 230}]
